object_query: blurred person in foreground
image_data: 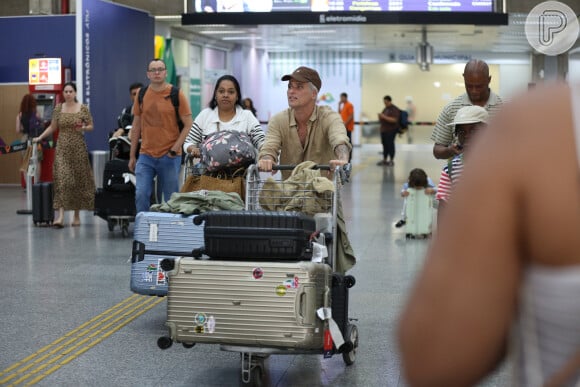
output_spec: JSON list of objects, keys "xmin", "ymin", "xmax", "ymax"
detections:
[{"xmin": 399, "ymin": 82, "xmax": 580, "ymax": 387}]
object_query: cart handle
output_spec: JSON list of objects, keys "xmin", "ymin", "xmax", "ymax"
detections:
[
  {"xmin": 272, "ymin": 164, "xmax": 351, "ymax": 183},
  {"xmin": 272, "ymin": 164, "xmax": 328, "ymax": 171}
]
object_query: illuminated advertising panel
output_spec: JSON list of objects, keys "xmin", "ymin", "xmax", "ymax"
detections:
[{"xmin": 29, "ymin": 58, "xmax": 62, "ymax": 86}]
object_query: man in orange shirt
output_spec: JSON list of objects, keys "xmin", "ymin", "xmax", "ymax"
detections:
[
  {"xmin": 339, "ymin": 92, "xmax": 354, "ymax": 161},
  {"xmin": 129, "ymin": 58, "xmax": 193, "ymax": 213}
]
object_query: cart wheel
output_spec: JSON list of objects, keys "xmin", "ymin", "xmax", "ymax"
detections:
[
  {"xmin": 342, "ymin": 324, "xmax": 359, "ymax": 366},
  {"xmin": 241, "ymin": 366, "xmax": 263, "ymax": 387},
  {"xmin": 182, "ymin": 342, "xmax": 195, "ymax": 349},
  {"xmin": 157, "ymin": 336, "xmax": 173, "ymax": 350},
  {"xmin": 121, "ymin": 224, "xmax": 129, "ymax": 238},
  {"xmin": 107, "ymin": 219, "xmax": 115, "ymax": 231}
]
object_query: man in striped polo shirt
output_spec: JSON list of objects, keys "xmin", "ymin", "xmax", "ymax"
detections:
[
  {"xmin": 436, "ymin": 106, "xmax": 489, "ymax": 210},
  {"xmin": 431, "ymin": 59, "xmax": 503, "ymax": 160}
]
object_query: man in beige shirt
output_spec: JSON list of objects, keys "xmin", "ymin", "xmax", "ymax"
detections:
[
  {"xmin": 258, "ymin": 66, "xmax": 355, "ymax": 274},
  {"xmin": 257, "ymin": 66, "xmax": 351, "ymax": 175}
]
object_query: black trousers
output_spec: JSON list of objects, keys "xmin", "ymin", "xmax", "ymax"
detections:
[
  {"xmin": 346, "ymin": 130, "xmax": 352, "ymax": 162},
  {"xmin": 380, "ymin": 130, "xmax": 397, "ymax": 160}
]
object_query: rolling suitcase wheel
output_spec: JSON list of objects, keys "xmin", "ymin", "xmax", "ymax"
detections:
[
  {"xmin": 342, "ymin": 324, "xmax": 359, "ymax": 366},
  {"xmin": 159, "ymin": 258, "xmax": 175, "ymax": 272},
  {"xmin": 121, "ymin": 220, "xmax": 130, "ymax": 237},
  {"xmin": 157, "ymin": 336, "xmax": 173, "ymax": 350},
  {"xmin": 345, "ymin": 275, "xmax": 356, "ymax": 288}
]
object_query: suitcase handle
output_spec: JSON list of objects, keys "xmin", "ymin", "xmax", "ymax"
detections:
[
  {"xmin": 297, "ymin": 286, "xmax": 314, "ymax": 325},
  {"xmin": 131, "ymin": 240, "xmax": 197, "ymax": 263}
]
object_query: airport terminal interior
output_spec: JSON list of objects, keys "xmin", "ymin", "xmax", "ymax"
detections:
[
  {"xmin": 0, "ymin": 131, "xmax": 514, "ymax": 387},
  {"xmin": 1, "ymin": 1, "xmax": 578, "ymax": 386}
]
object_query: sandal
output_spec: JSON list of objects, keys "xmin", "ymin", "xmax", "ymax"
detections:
[{"xmin": 52, "ymin": 222, "xmax": 64, "ymax": 229}]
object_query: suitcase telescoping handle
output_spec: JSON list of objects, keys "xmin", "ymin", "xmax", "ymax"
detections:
[{"xmin": 131, "ymin": 240, "xmax": 197, "ymax": 263}]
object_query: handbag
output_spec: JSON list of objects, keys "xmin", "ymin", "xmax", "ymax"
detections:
[
  {"xmin": 200, "ymin": 129, "xmax": 256, "ymax": 173},
  {"xmin": 181, "ymin": 169, "xmax": 246, "ymax": 201},
  {"xmin": 19, "ymin": 145, "xmax": 33, "ymax": 173}
]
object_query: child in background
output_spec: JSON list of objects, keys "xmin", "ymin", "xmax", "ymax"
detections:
[
  {"xmin": 435, "ymin": 106, "xmax": 489, "ymax": 210},
  {"xmin": 395, "ymin": 168, "xmax": 436, "ymax": 228}
]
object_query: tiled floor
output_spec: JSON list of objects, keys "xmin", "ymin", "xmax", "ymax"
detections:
[{"xmin": 0, "ymin": 129, "xmax": 512, "ymax": 386}]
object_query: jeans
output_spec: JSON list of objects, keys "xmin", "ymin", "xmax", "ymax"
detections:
[{"xmin": 135, "ymin": 154, "xmax": 181, "ymax": 213}]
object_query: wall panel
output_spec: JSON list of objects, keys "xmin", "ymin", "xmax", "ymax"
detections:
[{"xmin": 0, "ymin": 85, "xmax": 30, "ymax": 184}]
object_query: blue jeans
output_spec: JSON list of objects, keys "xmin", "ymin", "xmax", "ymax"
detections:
[{"xmin": 135, "ymin": 154, "xmax": 181, "ymax": 213}]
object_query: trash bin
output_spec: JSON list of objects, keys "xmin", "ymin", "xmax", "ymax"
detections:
[{"xmin": 91, "ymin": 150, "xmax": 109, "ymax": 189}]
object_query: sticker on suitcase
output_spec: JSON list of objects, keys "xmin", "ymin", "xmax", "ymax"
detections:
[
  {"xmin": 283, "ymin": 276, "xmax": 300, "ymax": 289},
  {"xmin": 252, "ymin": 268, "xmax": 263, "ymax": 280},
  {"xmin": 193, "ymin": 313, "xmax": 216, "ymax": 334},
  {"xmin": 142, "ymin": 259, "xmax": 167, "ymax": 285}
]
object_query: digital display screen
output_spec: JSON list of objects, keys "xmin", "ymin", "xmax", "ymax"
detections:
[
  {"xmin": 185, "ymin": 0, "xmax": 505, "ymax": 25},
  {"xmin": 29, "ymin": 58, "xmax": 62, "ymax": 85},
  {"xmin": 192, "ymin": 0, "xmax": 494, "ymax": 13}
]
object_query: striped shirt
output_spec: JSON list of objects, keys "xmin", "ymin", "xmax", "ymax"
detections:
[
  {"xmin": 431, "ymin": 91, "xmax": 504, "ymax": 146},
  {"xmin": 183, "ymin": 105, "xmax": 265, "ymax": 153},
  {"xmin": 435, "ymin": 155, "xmax": 464, "ymax": 202}
]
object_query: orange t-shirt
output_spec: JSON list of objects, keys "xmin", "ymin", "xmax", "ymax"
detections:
[
  {"xmin": 339, "ymin": 101, "xmax": 354, "ymax": 132},
  {"xmin": 133, "ymin": 85, "xmax": 191, "ymax": 158}
]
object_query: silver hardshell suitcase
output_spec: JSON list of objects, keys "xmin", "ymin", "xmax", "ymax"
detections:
[
  {"xmin": 130, "ymin": 212, "xmax": 204, "ymax": 296},
  {"xmin": 164, "ymin": 257, "xmax": 331, "ymax": 349},
  {"xmin": 405, "ymin": 188, "xmax": 433, "ymax": 238}
]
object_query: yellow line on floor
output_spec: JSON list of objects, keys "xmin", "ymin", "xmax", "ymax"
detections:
[{"xmin": 0, "ymin": 295, "xmax": 164, "ymax": 386}]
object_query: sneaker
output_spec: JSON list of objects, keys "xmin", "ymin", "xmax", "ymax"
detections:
[
  {"xmin": 376, "ymin": 160, "xmax": 387, "ymax": 166},
  {"xmin": 395, "ymin": 219, "xmax": 406, "ymax": 228},
  {"xmin": 387, "ymin": 160, "xmax": 395, "ymax": 166}
]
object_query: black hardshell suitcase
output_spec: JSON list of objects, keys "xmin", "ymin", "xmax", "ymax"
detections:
[
  {"xmin": 331, "ymin": 273, "xmax": 356, "ymax": 337},
  {"xmin": 94, "ymin": 188, "xmax": 136, "ymax": 220},
  {"xmin": 193, "ymin": 210, "xmax": 316, "ymax": 260},
  {"xmin": 32, "ymin": 182, "xmax": 54, "ymax": 226}
]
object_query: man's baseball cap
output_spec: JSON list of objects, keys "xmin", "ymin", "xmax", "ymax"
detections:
[
  {"xmin": 447, "ymin": 105, "xmax": 489, "ymax": 126},
  {"xmin": 281, "ymin": 66, "xmax": 322, "ymax": 91}
]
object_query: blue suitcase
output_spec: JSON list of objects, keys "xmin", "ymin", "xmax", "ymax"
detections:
[{"xmin": 130, "ymin": 212, "xmax": 204, "ymax": 296}]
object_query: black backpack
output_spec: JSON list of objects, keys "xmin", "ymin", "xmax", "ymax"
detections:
[{"xmin": 138, "ymin": 85, "xmax": 184, "ymax": 131}]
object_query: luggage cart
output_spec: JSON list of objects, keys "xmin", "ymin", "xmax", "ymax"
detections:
[
  {"xmin": 157, "ymin": 163, "xmax": 358, "ymax": 386},
  {"xmin": 182, "ymin": 154, "xmax": 202, "ymax": 186}
]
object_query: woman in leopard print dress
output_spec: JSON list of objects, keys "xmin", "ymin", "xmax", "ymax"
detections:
[{"xmin": 33, "ymin": 82, "xmax": 95, "ymax": 228}]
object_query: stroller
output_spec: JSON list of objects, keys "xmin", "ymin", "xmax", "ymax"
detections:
[
  {"xmin": 109, "ymin": 133, "xmax": 132, "ymax": 160},
  {"xmin": 94, "ymin": 122, "xmax": 137, "ymax": 237}
]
